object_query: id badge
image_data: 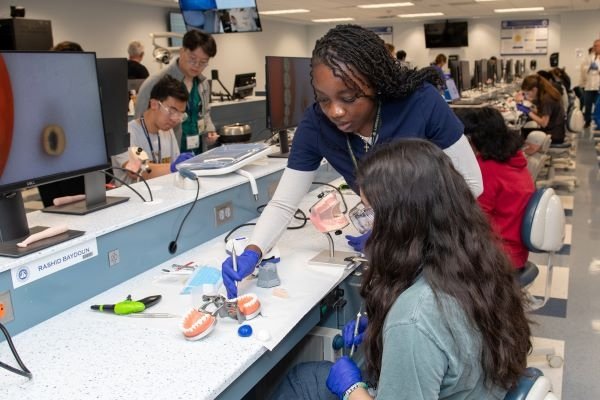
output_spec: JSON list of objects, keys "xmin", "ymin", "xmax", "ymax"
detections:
[{"xmin": 186, "ymin": 134, "xmax": 200, "ymax": 150}]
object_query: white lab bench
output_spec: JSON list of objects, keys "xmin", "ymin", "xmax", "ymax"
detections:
[{"xmin": 0, "ymin": 154, "xmax": 359, "ymax": 399}]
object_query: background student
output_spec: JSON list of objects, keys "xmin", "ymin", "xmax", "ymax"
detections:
[{"xmin": 135, "ymin": 29, "xmax": 219, "ymax": 154}]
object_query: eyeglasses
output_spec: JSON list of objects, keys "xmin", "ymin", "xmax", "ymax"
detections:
[
  {"xmin": 158, "ymin": 101, "xmax": 188, "ymax": 122},
  {"xmin": 348, "ymin": 202, "xmax": 374, "ymax": 234},
  {"xmin": 185, "ymin": 55, "xmax": 210, "ymax": 68}
]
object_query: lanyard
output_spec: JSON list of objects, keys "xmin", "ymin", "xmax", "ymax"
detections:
[
  {"xmin": 346, "ymin": 101, "xmax": 382, "ymax": 170},
  {"xmin": 182, "ymin": 78, "xmax": 201, "ymax": 135},
  {"xmin": 140, "ymin": 116, "xmax": 161, "ymax": 163}
]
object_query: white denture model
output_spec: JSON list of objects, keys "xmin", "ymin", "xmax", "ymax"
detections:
[{"xmin": 180, "ymin": 293, "xmax": 261, "ymax": 341}]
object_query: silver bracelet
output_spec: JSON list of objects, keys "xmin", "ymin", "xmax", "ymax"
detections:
[{"xmin": 343, "ymin": 381, "xmax": 368, "ymax": 400}]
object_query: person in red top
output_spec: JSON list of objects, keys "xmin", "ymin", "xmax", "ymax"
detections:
[{"xmin": 455, "ymin": 107, "xmax": 535, "ymax": 269}]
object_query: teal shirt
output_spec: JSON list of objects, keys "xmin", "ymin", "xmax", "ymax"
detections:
[{"xmin": 376, "ymin": 276, "xmax": 506, "ymax": 400}]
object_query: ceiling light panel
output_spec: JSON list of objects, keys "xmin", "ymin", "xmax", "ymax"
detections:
[
  {"xmin": 494, "ymin": 7, "xmax": 545, "ymax": 13},
  {"xmin": 357, "ymin": 2, "xmax": 414, "ymax": 8},
  {"xmin": 260, "ymin": 9, "xmax": 310, "ymax": 15}
]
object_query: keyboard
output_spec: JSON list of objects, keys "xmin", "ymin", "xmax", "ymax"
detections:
[{"xmin": 452, "ymin": 98, "xmax": 485, "ymax": 106}]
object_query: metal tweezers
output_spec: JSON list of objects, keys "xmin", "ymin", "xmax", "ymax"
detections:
[{"xmin": 126, "ymin": 313, "xmax": 180, "ymax": 318}]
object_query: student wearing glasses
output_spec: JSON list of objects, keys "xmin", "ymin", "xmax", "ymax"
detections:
[
  {"xmin": 116, "ymin": 75, "xmax": 193, "ymax": 183},
  {"xmin": 135, "ymin": 29, "xmax": 219, "ymax": 154}
]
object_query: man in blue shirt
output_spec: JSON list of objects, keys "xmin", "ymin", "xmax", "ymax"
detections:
[{"xmin": 221, "ymin": 25, "xmax": 483, "ymax": 299}]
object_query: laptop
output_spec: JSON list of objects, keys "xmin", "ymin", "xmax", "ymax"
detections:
[{"xmin": 443, "ymin": 78, "xmax": 461, "ymax": 102}]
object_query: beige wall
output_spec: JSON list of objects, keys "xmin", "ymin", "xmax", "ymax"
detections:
[{"xmin": 7, "ymin": 2, "xmax": 600, "ymax": 90}]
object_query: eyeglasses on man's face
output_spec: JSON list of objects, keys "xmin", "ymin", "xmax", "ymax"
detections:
[
  {"xmin": 184, "ymin": 50, "xmax": 210, "ymax": 67},
  {"xmin": 158, "ymin": 101, "xmax": 188, "ymax": 122}
]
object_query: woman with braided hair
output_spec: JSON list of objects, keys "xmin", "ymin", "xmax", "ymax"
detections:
[{"xmin": 220, "ymin": 24, "xmax": 483, "ymax": 300}]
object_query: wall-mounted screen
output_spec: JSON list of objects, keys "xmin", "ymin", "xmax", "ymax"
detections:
[
  {"xmin": 168, "ymin": 12, "xmax": 186, "ymax": 47},
  {"xmin": 178, "ymin": 0, "xmax": 262, "ymax": 34},
  {"xmin": 424, "ymin": 21, "xmax": 468, "ymax": 48}
]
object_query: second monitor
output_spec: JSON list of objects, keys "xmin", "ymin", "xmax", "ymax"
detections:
[{"xmin": 232, "ymin": 72, "xmax": 256, "ymax": 100}]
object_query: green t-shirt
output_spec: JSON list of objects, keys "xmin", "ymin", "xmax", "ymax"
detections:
[{"xmin": 376, "ymin": 275, "xmax": 506, "ymax": 399}]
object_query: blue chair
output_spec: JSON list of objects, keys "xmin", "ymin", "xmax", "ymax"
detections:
[
  {"xmin": 519, "ymin": 187, "xmax": 566, "ymax": 310},
  {"xmin": 504, "ymin": 367, "xmax": 558, "ymax": 400},
  {"xmin": 519, "ymin": 187, "xmax": 566, "ymax": 369}
]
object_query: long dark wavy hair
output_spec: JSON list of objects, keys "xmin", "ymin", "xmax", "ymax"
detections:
[
  {"xmin": 311, "ymin": 24, "xmax": 443, "ymax": 100},
  {"xmin": 455, "ymin": 107, "xmax": 523, "ymax": 162},
  {"xmin": 357, "ymin": 140, "xmax": 531, "ymax": 389}
]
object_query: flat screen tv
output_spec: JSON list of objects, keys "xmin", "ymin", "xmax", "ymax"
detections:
[
  {"xmin": 168, "ymin": 12, "xmax": 186, "ymax": 47},
  {"xmin": 178, "ymin": 0, "xmax": 262, "ymax": 34},
  {"xmin": 424, "ymin": 21, "xmax": 468, "ymax": 48}
]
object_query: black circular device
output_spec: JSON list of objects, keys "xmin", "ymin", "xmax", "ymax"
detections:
[{"xmin": 168, "ymin": 241, "xmax": 178, "ymax": 254}]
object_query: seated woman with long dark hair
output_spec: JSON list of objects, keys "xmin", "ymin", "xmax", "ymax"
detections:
[
  {"xmin": 520, "ymin": 74, "xmax": 566, "ymax": 144},
  {"xmin": 455, "ymin": 107, "xmax": 535, "ymax": 270},
  {"xmin": 270, "ymin": 140, "xmax": 531, "ymax": 400}
]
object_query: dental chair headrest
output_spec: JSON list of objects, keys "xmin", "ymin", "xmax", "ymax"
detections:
[{"xmin": 521, "ymin": 188, "xmax": 565, "ymax": 253}]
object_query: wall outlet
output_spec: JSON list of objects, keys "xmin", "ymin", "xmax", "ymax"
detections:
[
  {"xmin": 214, "ymin": 201, "xmax": 233, "ymax": 226},
  {"xmin": 0, "ymin": 290, "xmax": 15, "ymax": 323},
  {"xmin": 108, "ymin": 249, "xmax": 120, "ymax": 267}
]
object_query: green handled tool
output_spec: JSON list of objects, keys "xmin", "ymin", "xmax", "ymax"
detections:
[{"xmin": 90, "ymin": 294, "xmax": 162, "ymax": 315}]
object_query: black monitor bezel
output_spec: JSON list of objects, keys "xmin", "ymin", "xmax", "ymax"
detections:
[
  {"xmin": 177, "ymin": 1, "xmax": 262, "ymax": 34},
  {"xmin": 232, "ymin": 72, "xmax": 256, "ymax": 99},
  {"xmin": 265, "ymin": 55, "xmax": 313, "ymax": 132},
  {"xmin": 0, "ymin": 50, "xmax": 110, "ymax": 195}
]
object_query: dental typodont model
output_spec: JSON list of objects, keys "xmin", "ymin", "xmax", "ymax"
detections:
[{"xmin": 180, "ymin": 293, "xmax": 261, "ymax": 341}]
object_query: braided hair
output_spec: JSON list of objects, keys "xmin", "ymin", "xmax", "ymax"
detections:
[{"xmin": 311, "ymin": 25, "xmax": 443, "ymax": 100}]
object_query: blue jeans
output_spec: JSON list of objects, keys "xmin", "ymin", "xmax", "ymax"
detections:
[
  {"xmin": 269, "ymin": 361, "xmax": 338, "ymax": 400},
  {"xmin": 583, "ymin": 90, "xmax": 598, "ymax": 125}
]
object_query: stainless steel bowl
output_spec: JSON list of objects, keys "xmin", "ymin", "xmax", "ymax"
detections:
[{"xmin": 219, "ymin": 123, "xmax": 252, "ymax": 143}]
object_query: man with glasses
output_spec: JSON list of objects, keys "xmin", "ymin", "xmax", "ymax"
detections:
[
  {"xmin": 135, "ymin": 29, "xmax": 219, "ymax": 154},
  {"xmin": 116, "ymin": 75, "xmax": 193, "ymax": 183}
]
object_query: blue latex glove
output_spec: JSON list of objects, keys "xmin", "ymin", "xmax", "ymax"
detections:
[
  {"xmin": 170, "ymin": 152, "xmax": 194, "ymax": 172},
  {"xmin": 346, "ymin": 230, "xmax": 371, "ymax": 252},
  {"xmin": 326, "ymin": 356, "xmax": 363, "ymax": 399},
  {"xmin": 343, "ymin": 316, "xmax": 368, "ymax": 348},
  {"xmin": 221, "ymin": 249, "xmax": 261, "ymax": 299},
  {"xmin": 516, "ymin": 103, "xmax": 531, "ymax": 115}
]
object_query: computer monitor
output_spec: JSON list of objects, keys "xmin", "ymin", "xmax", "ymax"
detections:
[
  {"xmin": 487, "ymin": 59, "xmax": 497, "ymax": 84},
  {"xmin": 232, "ymin": 72, "xmax": 256, "ymax": 100},
  {"xmin": 265, "ymin": 56, "xmax": 313, "ymax": 157},
  {"xmin": 0, "ymin": 51, "xmax": 128, "ymax": 257},
  {"xmin": 505, "ymin": 59, "xmax": 513, "ymax": 83},
  {"xmin": 178, "ymin": 0, "xmax": 262, "ymax": 34},
  {"xmin": 97, "ymin": 58, "xmax": 130, "ymax": 157},
  {"xmin": 480, "ymin": 59, "xmax": 488, "ymax": 85},
  {"xmin": 459, "ymin": 60, "xmax": 471, "ymax": 92},
  {"xmin": 443, "ymin": 78, "xmax": 460, "ymax": 102},
  {"xmin": 497, "ymin": 58, "xmax": 504, "ymax": 83},
  {"xmin": 472, "ymin": 60, "xmax": 482, "ymax": 88},
  {"xmin": 448, "ymin": 60, "xmax": 460, "ymax": 91}
]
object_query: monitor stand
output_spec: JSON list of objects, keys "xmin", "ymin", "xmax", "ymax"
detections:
[
  {"xmin": 42, "ymin": 171, "xmax": 129, "ymax": 215},
  {"xmin": 0, "ymin": 191, "xmax": 85, "ymax": 258},
  {"xmin": 268, "ymin": 130, "xmax": 290, "ymax": 159}
]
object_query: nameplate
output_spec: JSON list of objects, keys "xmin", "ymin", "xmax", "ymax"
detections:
[{"xmin": 11, "ymin": 239, "xmax": 98, "ymax": 289}]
